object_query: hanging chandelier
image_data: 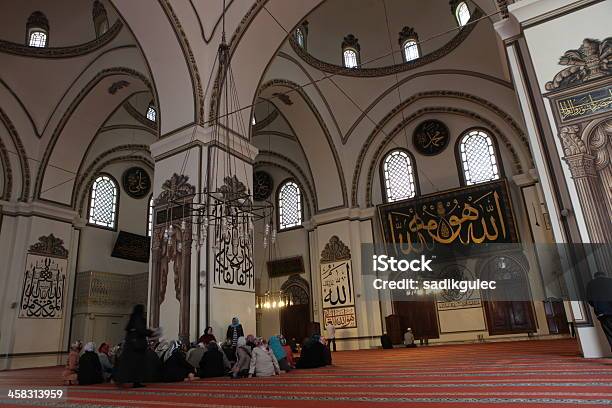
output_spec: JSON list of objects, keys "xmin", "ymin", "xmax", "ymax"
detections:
[
  {"xmin": 163, "ymin": 0, "xmax": 274, "ymax": 251},
  {"xmin": 256, "ymin": 290, "xmax": 293, "ymax": 310}
]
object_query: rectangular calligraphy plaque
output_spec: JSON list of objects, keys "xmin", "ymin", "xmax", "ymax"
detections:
[
  {"xmin": 377, "ymin": 179, "xmax": 518, "ymax": 258},
  {"xmin": 556, "ymin": 84, "xmax": 612, "ymax": 124},
  {"xmin": 19, "ymin": 254, "xmax": 67, "ymax": 319},
  {"xmin": 320, "ymin": 260, "xmax": 357, "ymax": 329}
]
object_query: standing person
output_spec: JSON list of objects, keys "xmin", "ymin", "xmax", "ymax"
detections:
[
  {"xmin": 248, "ymin": 339, "xmax": 280, "ymax": 377},
  {"xmin": 78, "ymin": 342, "xmax": 103, "ymax": 385},
  {"xmin": 226, "ymin": 317, "xmax": 244, "ymax": 351},
  {"xmin": 62, "ymin": 341, "xmax": 81, "ymax": 385},
  {"xmin": 586, "ymin": 272, "xmax": 612, "ymax": 350},
  {"xmin": 116, "ymin": 304, "xmax": 153, "ymax": 388},
  {"xmin": 404, "ymin": 328, "xmax": 416, "ymax": 348},
  {"xmin": 326, "ymin": 322, "xmax": 336, "ymax": 352}
]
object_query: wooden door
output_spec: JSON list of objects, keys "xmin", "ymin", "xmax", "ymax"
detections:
[
  {"xmin": 544, "ymin": 299, "xmax": 570, "ymax": 334},
  {"xmin": 482, "ymin": 256, "xmax": 536, "ymax": 335},
  {"xmin": 392, "ymin": 294, "xmax": 439, "ymax": 340},
  {"xmin": 280, "ymin": 304, "xmax": 310, "ymax": 342}
]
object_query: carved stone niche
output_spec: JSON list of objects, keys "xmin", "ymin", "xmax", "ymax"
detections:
[
  {"xmin": 150, "ymin": 173, "xmax": 195, "ymax": 344},
  {"xmin": 544, "ymin": 38, "xmax": 612, "ymax": 264}
]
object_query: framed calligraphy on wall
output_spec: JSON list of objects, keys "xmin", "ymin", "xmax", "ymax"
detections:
[
  {"xmin": 122, "ymin": 167, "xmax": 151, "ymax": 199},
  {"xmin": 19, "ymin": 234, "xmax": 68, "ymax": 319},
  {"xmin": 320, "ymin": 236, "xmax": 357, "ymax": 329},
  {"xmin": 378, "ymin": 179, "xmax": 518, "ymax": 258}
]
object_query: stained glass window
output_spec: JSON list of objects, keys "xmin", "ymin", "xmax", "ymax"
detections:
[
  {"xmin": 383, "ymin": 149, "xmax": 416, "ymax": 202},
  {"xmin": 459, "ymin": 129, "xmax": 500, "ymax": 185},
  {"xmin": 147, "ymin": 195, "xmax": 154, "ymax": 237},
  {"xmin": 278, "ymin": 180, "xmax": 302, "ymax": 230},
  {"xmin": 28, "ymin": 30, "xmax": 47, "ymax": 47},
  {"xmin": 343, "ymin": 49, "xmax": 358, "ymax": 68},
  {"xmin": 403, "ymin": 40, "xmax": 419, "ymax": 62},
  {"xmin": 88, "ymin": 175, "xmax": 118, "ymax": 228},
  {"xmin": 455, "ymin": 2, "xmax": 471, "ymax": 27}
]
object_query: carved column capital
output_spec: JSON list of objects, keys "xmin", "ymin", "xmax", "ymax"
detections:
[
  {"xmin": 563, "ymin": 153, "xmax": 598, "ymax": 178},
  {"xmin": 559, "ymin": 125, "xmax": 586, "ymax": 156}
]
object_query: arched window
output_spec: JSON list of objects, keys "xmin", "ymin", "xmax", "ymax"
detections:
[
  {"xmin": 88, "ymin": 174, "xmax": 119, "ymax": 229},
  {"xmin": 278, "ymin": 180, "xmax": 302, "ymax": 230},
  {"xmin": 382, "ymin": 149, "xmax": 417, "ymax": 202},
  {"xmin": 403, "ymin": 40, "xmax": 419, "ymax": 61},
  {"xmin": 455, "ymin": 1, "xmax": 471, "ymax": 27},
  {"xmin": 341, "ymin": 34, "xmax": 360, "ymax": 68},
  {"xmin": 146, "ymin": 104, "xmax": 157, "ymax": 122},
  {"xmin": 93, "ymin": 0, "xmax": 109, "ymax": 37},
  {"xmin": 147, "ymin": 195, "xmax": 154, "ymax": 237},
  {"xmin": 26, "ymin": 12, "xmax": 49, "ymax": 48},
  {"xmin": 398, "ymin": 27, "xmax": 419, "ymax": 62},
  {"xmin": 458, "ymin": 129, "xmax": 501, "ymax": 185}
]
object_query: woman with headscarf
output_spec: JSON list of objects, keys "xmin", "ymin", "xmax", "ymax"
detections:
[
  {"xmin": 269, "ymin": 335, "xmax": 291, "ymax": 372},
  {"xmin": 186, "ymin": 342, "xmax": 206, "ymax": 370},
  {"xmin": 232, "ymin": 336, "xmax": 251, "ymax": 378},
  {"xmin": 279, "ymin": 335, "xmax": 295, "ymax": 368},
  {"xmin": 97, "ymin": 343, "xmax": 113, "ymax": 382},
  {"xmin": 226, "ymin": 317, "xmax": 244, "ymax": 350},
  {"xmin": 296, "ymin": 336, "xmax": 327, "ymax": 369},
  {"xmin": 62, "ymin": 341, "xmax": 81, "ymax": 385},
  {"xmin": 198, "ymin": 326, "xmax": 216, "ymax": 345},
  {"xmin": 116, "ymin": 304, "xmax": 153, "ymax": 387},
  {"xmin": 78, "ymin": 342, "xmax": 103, "ymax": 385},
  {"xmin": 160, "ymin": 340, "xmax": 196, "ymax": 382},
  {"xmin": 198, "ymin": 341, "xmax": 226, "ymax": 378},
  {"xmin": 248, "ymin": 339, "xmax": 280, "ymax": 377}
]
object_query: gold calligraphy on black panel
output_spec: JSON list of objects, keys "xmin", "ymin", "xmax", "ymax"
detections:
[
  {"xmin": 379, "ymin": 180, "xmax": 518, "ymax": 256},
  {"xmin": 557, "ymin": 86, "xmax": 612, "ymax": 123}
]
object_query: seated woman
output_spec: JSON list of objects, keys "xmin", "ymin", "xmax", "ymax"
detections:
[
  {"xmin": 143, "ymin": 345, "xmax": 163, "ymax": 383},
  {"xmin": 249, "ymin": 339, "xmax": 280, "ymax": 377},
  {"xmin": 279, "ymin": 336, "xmax": 295, "ymax": 368},
  {"xmin": 232, "ymin": 336, "xmax": 251, "ymax": 378},
  {"xmin": 198, "ymin": 326, "xmax": 216, "ymax": 345},
  {"xmin": 161, "ymin": 341, "xmax": 196, "ymax": 382},
  {"xmin": 198, "ymin": 341, "xmax": 226, "ymax": 378},
  {"xmin": 97, "ymin": 343, "xmax": 113, "ymax": 382},
  {"xmin": 78, "ymin": 342, "xmax": 104, "ymax": 385},
  {"xmin": 62, "ymin": 341, "xmax": 82, "ymax": 385},
  {"xmin": 296, "ymin": 336, "xmax": 326, "ymax": 369},
  {"xmin": 269, "ymin": 335, "xmax": 291, "ymax": 372},
  {"xmin": 404, "ymin": 328, "xmax": 417, "ymax": 348},
  {"xmin": 186, "ymin": 342, "xmax": 206, "ymax": 370}
]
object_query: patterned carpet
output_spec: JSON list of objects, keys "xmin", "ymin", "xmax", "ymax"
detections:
[{"xmin": 1, "ymin": 339, "xmax": 612, "ymax": 407}]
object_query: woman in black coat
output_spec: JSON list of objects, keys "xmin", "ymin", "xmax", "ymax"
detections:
[
  {"xmin": 198, "ymin": 342, "xmax": 226, "ymax": 378},
  {"xmin": 78, "ymin": 342, "xmax": 103, "ymax": 385},
  {"xmin": 296, "ymin": 336, "xmax": 327, "ymax": 369},
  {"xmin": 161, "ymin": 341, "xmax": 196, "ymax": 382},
  {"xmin": 116, "ymin": 304, "xmax": 153, "ymax": 387}
]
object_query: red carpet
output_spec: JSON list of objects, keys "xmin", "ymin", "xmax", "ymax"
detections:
[{"xmin": 1, "ymin": 339, "xmax": 612, "ymax": 407}]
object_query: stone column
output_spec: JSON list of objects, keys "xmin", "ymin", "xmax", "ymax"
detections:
[{"xmin": 558, "ymin": 125, "xmax": 612, "ymax": 268}]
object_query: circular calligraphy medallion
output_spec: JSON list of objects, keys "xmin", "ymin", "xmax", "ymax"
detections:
[
  {"xmin": 253, "ymin": 171, "xmax": 273, "ymax": 201},
  {"xmin": 122, "ymin": 167, "xmax": 151, "ymax": 199},
  {"xmin": 413, "ymin": 120, "xmax": 450, "ymax": 156}
]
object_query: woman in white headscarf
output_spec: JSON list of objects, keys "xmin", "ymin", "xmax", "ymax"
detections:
[
  {"xmin": 78, "ymin": 342, "xmax": 103, "ymax": 385},
  {"xmin": 248, "ymin": 338, "xmax": 280, "ymax": 377},
  {"xmin": 232, "ymin": 336, "xmax": 252, "ymax": 378},
  {"xmin": 161, "ymin": 340, "xmax": 196, "ymax": 382}
]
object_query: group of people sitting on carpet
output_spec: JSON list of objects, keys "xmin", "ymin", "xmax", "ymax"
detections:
[{"xmin": 63, "ymin": 305, "xmax": 332, "ymax": 387}]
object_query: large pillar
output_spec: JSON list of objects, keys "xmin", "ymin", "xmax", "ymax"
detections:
[
  {"xmin": 149, "ymin": 125, "xmax": 258, "ymax": 343},
  {"xmin": 495, "ymin": 0, "xmax": 612, "ymax": 357}
]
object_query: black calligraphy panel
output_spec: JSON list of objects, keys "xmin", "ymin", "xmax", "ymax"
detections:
[
  {"xmin": 19, "ymin": 255, "xmax": 66, "ymax": 319},
  {"xmin": 413, "ymin": 120, "xmax": 450, "ymax": 156},
  {"xmin": 556, "ymin": 85, "xmax": 612, "ymax": 123},
  {"xmin": 122, "ymin": 167, "xmax": 151, "ymax": 199},
  {"xmin": 378, "ymin": 179, "xmax": 518, "ymax": 258}
]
